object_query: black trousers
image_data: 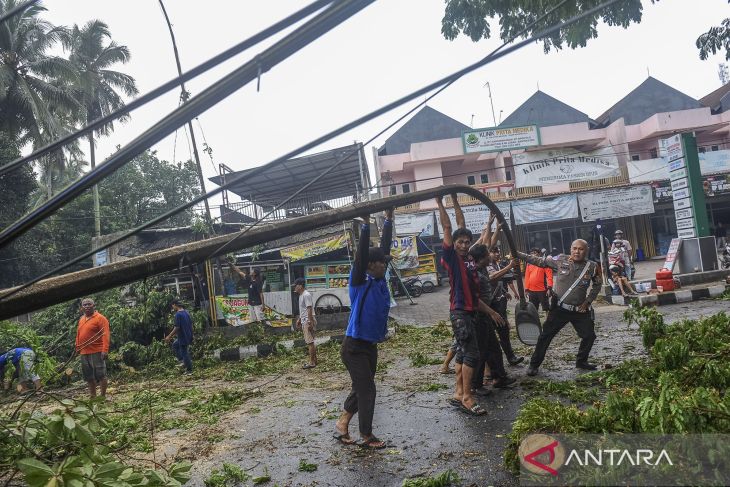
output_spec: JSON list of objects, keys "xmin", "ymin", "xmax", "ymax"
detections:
[
  {"xmin": 492, "ymin": 298, "xmax": 516, "ymax": 359},
  {"xmin": 473, "ymin": 312, "xmax": 506, "ymax": 389},
  {"xmin": 529, "ymin": 307, "xmax": 596, "ymax": 368},
  {"xmin": 527, "ymin": 290, "xmax": 550, "ymax": 312},
  {"xmin": 341, "ymin": 336, "xmax": 378, "ymax": 436}
]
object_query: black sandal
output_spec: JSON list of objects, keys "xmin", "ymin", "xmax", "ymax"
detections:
[
  {"xmin": 333, "ymin": 431, "xmax": 355, "ymax": 445},
  {"xmin": 358, "ymin": 436, "xmax": 387, "ymax": 449}
]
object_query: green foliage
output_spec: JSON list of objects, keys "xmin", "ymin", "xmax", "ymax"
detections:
[
  {"xmin": 623, "ymin": 304, "xmax": 666, "ymax": 349},
  {"xmin": 251, "ymin": 467, "xmax": 271, "ymax": 485},
  {"xmin": 418, "ymin": 382, "xmax": 448, "ymax": 392},
  {"xmin": 297, "ymin": 459, "xmax": 318, "ymax": 472},
  {"xmin": 0, "ymin": 321, "xmax": 59, "ymax": 384},
  {"xmin": 696, "ymin": 16, "xmax": 730, "ymax": 60},
  {"xmin": 408, "ymin": 351, "xmax": 443, "ymax": 367},
  {"xmin": 401, "ymin": 469, "xmax": 460, "ymax": 487},
  {"xmin": 441, "ymin": 0, "xmax": 645, "ymax": 52},
  {"xmin": 521, "ymin": 378, "xmax": 599, "ymax": 403},
  {"xmin": 205, "ymin": 463, "xmax": 249, "ymax": 487},
  {"xmin": 505, "ymin": 311, "xmax": 730, "ymax": 475},
  {"xmin": 2, "ymin": 394, "xmax": 191, "ymax": 486}
]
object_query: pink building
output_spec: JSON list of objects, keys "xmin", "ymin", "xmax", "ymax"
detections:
[{"xmin": 375, "ymin": 77, "xmax": 730, "ymax": 258}]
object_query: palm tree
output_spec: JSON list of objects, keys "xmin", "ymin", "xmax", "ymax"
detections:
[
  {"xmin": 0, "ymin": 0, "xmax": 79, "ymax": 197},
  {"xmin": 64, "ymin": 20, "xmax": 138, "ymax": 236}
]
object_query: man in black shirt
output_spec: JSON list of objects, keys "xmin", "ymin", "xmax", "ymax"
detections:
[{"xmin": 230, "ymin": 263, "xmax": 266, "ymax": 323}]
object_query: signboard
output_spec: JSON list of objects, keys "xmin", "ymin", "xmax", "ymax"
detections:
[
  {"xmin": 94, "ymin": 249, "xmax": 108, "ymax": 267},
  {"xmin": 462, "ymin": 125, "xmax": 540, "ymax": 154},
  {"xmin": 395, "ymin": 211, "xmax": 434, "ymax": 236},
  {"xmin": 577, "ymin": 185, "xmax": 654, "ymax": 222},
  {"xmin": 512, "ymin": 194, "xmax": 579, "ymax": 225},
  {"xmin": 281, "ymin": 233, "xmax": 348, "ymax": 262},
  {"xmin": 663, "ymin": 238, "xmax": 682, "ymax": 271},
  {"xmin": 513, "ymin": 147, "xmax": 621, "ymax": 188},
  {"xmin": 215, "ymin": 297, "xmax": 290, "ymax": 328},
  {"xmin": 660, "ymin": 134, "xmax": 710, "ymax": 239},
  {"xmin": 435, "ymin": 201, "xmax": 512, "ymax": 234},
  {"xmin": 390, "ymin": 235, "xmax": 418, "ymax": 269}
]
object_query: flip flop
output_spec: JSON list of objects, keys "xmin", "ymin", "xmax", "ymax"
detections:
[
  {"xmin": 447, "ymin": 398, "xmax": 462, "ymax": 407},
  {"xmin": 461, "ymin": 403, "xmax": 487, "ymax": 416},
  {"xmin": 302, "ymin": 363, "xmax": 316, "ymax": 369},
  {"xmin": 358, "ymin": 436, "xmax": 387, "ymax": 449},
  {"xmin": 333, "ymin": 431, "xmax": 355, "ymax": 445},
  {"xmin": 439, "ymin": 368, "xmax": 455, "ymax": 375}
]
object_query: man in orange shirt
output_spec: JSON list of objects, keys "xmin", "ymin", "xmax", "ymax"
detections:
[
  {"xmin": 524, "ymin": 248, "xmax": 553, "ymax": 312},
  {"xmin": 76, "ymin": 298, "xmax": 110, "ymax": 399}
]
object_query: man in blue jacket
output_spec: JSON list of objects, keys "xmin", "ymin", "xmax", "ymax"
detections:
[
  {"xmin": 164, "ymin": 300, "xmax": 194, "ymax": 374},
  {"xmin": 334, "ymin": 208, "xmax": 393, "ymax": 450}
]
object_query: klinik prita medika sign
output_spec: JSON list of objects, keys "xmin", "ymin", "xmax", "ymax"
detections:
[
  {"xmin": 462, "ymin": 124, "xmax": 540, "ymax": 154},
  {"xmin": 513, "ymin": 147, "xmax": 621, "ymax": 188}
]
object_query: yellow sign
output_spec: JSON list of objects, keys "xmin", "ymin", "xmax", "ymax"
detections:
[
  {"xmin": 281, "ymin": 233, "xmax": 348, "ymax": 262},
  {"xmin": 400, "ymin": 253, "xmax": 437, "ymax": 277}
]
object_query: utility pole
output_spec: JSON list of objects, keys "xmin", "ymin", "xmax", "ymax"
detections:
[
  {"xmin": 158, "ymin": 0, "xmax": 214, "ymax": 229},
  {"xmin": 159, "ymin": 0, "xmax": 220, "ymax": 326}
]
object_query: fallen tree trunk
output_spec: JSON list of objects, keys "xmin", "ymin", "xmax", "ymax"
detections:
[{"xmin": 0, "ymin": 184, "xmax": 523, "ymax": 319}]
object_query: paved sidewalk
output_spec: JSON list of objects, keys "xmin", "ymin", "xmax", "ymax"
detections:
[{"xmin": 388, "ymin": 285, "xmax": 451, "ymax": 326}]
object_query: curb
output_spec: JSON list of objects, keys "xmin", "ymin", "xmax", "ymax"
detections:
[
  {"xmin": 212, "ymin": 329, "xmax": 395, "ymax": 361},
  {"xmin": 632, "ymin": 284, "xmax": 728, "ymax": 307}
]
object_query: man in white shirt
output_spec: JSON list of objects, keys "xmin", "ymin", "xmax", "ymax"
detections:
[{"xmin": 294, "ymin": 278, "xmax": 317, "ymax": 369}]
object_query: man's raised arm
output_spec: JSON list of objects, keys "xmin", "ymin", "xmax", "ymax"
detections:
[{"xmin": 436, "ymin": 196, "xmax": 452, "ymax": 247}]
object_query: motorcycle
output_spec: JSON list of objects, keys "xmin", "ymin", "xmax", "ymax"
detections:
[{"xmin": 389, "ymin": 276, "xmax": 423, "ymax": 298}]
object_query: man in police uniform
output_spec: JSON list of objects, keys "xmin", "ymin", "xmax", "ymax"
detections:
[{"xmin": 517, "ymin": 239, "xmax": 601, "ymax": 376}]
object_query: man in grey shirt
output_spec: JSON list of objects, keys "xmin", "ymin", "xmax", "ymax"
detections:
[{"xmin": 517, "ymin": 239, "xmax": 601, "ymax": 376}]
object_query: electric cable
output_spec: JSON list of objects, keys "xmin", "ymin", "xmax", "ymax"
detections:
[
  {"xmin": 0, "ymin": 0, "xmax": 628, "ymax": 301},
  {"xmin": 0, "ymin": 0, "xmax": 333, "ymax": 179},
  {"xmin": 0, "ymin": 0, "xmax": 373, "ymax": 249}
]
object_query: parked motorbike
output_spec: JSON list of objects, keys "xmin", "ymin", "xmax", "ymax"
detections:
[{"xmin": 390, "ymin": 276, "xmax": 423, "ymax": 298}]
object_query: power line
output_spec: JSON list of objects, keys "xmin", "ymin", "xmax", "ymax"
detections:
[
  {"xmin": 0, "ymin": 0, "xmax": 371, "ymax": 249},
  {"xmin": 0, "ymin": 0, "xmax": 623, "ymax": 301},
  {"xmin": 0, "ymin": 0, "xmax": 333, "ymax": 179}
]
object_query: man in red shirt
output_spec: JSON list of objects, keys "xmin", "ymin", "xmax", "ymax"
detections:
[
  {"xmin": 75, "ymin": 298, "xmax": 110, "ymax": 399},
  {"xmin": 436, "ymin": 195, "xmax": 504, "ymax": 416},
  {"xmin": 524, "ymin": 248, "xmax": 553, "ymax": 312}
]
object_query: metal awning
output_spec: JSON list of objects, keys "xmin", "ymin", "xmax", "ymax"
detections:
[{"xmin": 209, "ymin": 142, "xmax": 370, "ymax": 203}]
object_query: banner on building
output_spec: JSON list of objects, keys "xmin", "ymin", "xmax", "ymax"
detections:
[
  {"xmin": 513, "ymin": 147, "xmax": 621, "ymax": 188},
  {"xmin": 463, "ymin": 125, "xmax": 540, "ymax": 154},
  {"xmin": 435, "ymin": 201, "xmax": 512, "ymax": 234},
  {"xmin": 281, "ymin": 233, "xmax": 348, "ymax": 262},
  {"xmin": 391, "ymin": 235, "xmax": 419, "ymax": 269},
  {"xmin": 215, "ymin": 297, "xmax": 290, "ymax": 328},
  {"xmin": 395, "ymin": 211, "xmax": 435, "ymax": 236},
  {"xmin": 577, "ymin": 185, "xmax": 655, "ymax": 222},
  {"xmin": 512, "ymin": 194, "xmax": 578, "ymax": 225}
]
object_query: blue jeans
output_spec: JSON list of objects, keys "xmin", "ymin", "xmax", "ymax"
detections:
[{"xmin": 173, "ymin": 339, "xmax": 193, "ymax": 372}]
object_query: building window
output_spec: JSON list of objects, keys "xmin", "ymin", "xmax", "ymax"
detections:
[
  {"xmin": 631, "ymin": 154, "xmax": 640, "ymax": 161},
  {"xmin": 467, "ymin": 175, "xmax": 476, "ymax": 185},
  {"xmin": 699, "ymin": 147, "xmax": 706, "ymax": 153},
  {"xmin": 389, "ymin": 185, "xmax": 396, "ymax": 196},
  {"xmin": 401, "ymin": 183, "xmax": 410, "ymax": 194},
  {"xmin": 506, "ymin": 170, "xmax": 512, "ymax": 181},
  {"xmin": 712, "ymin": 145, "xmax": 719, "ymax": 151},
  {"xmin": 649, "ymin": 148, "xmax": 658, "ymax": 158},
  {"xmin": 480, "ymin": 173, "xmax": 489, "ymax": 184}
]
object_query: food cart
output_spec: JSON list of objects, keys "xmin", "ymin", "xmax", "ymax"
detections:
[
  {"xmin": 299, "ymin": 261, "xmax": 352, "ymax": 314},
  {"xmin": 399, "ymin": 253, "xmax": 440, "ymax": 286}
]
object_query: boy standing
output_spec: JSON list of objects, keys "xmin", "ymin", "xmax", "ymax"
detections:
[{"xmin": 294, "ymin": 278, "xmax": 317, "ymax": 369}]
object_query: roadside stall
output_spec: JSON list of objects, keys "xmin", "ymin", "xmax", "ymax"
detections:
[
  {"xmin": 216, "ymin": 257, "xmax": 293, "ymax": 328},
  {"xmin": 284, "ymin": 231, "xmax": 354, "ymax": 314}
]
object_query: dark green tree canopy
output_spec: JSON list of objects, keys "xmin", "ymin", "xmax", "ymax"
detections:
[
  {"xmin": 696, "ymin": 2, "xmax": 730, "ymax": 61},
  {"xmin": 441, "ymin": 0, "xmax": 646, "ymax": 52}
]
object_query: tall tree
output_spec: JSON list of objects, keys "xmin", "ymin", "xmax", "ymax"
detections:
[
  {"xmin": 696, "ymin": 2, "xmax": 730, "ymax": 61},
  {"xmin": 0, "ymin": 0, "xmax": 78, "ymax": 197},
  {"xmin": 64, "ymin": 19, "xmax": 138, "ymax": 237}
]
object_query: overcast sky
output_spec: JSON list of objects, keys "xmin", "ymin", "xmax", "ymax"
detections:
[{"xmin": 44, "ymin": 1, "xmax": 729, "ymax": 210}]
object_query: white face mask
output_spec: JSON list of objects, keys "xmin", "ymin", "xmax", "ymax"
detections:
[{"xmin": 596, "ymin": 225, "xmax": 602, "ymax": 230}]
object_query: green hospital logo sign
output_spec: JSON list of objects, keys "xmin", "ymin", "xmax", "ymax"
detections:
[{"xmin": 462, "ymin": 124, "xmax": 540, "ymax": 154}]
